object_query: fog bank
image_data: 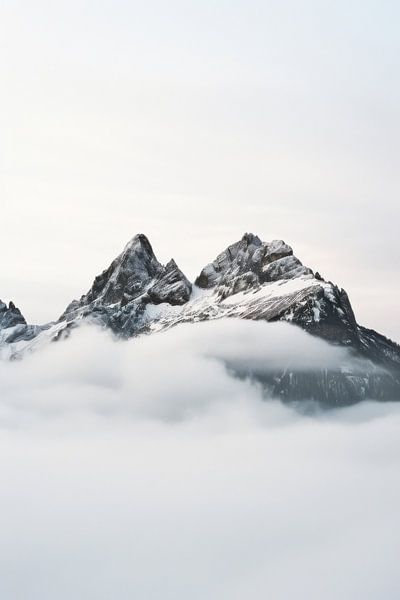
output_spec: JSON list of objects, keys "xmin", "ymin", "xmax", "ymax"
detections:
[{"xmin": 0, "ymin": 320, "xmax": 399, "ymax": 599}]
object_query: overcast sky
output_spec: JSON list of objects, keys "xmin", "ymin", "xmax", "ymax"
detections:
[{"xmin": 1, "ymin": 0, "xmax": 399, "ymax": 340}]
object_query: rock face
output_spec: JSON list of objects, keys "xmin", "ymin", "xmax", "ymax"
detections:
[
  {"xmin": 56, "ymin": 234, "xmax": 192, "ymax": 338},
  {"xmin": 61, "ymin": 234, "xmax": 192, "ymax": 321},
  {"xmin": 0, "ymin": 300, "xmax": 26, "ymax": 329},
  {"xmin": 1, "ymin": 232, "xmax": 400, "ymax": 406},
  {"xmin": 196, "ymin": 233, "xmax": 312, "ymax": 296}
]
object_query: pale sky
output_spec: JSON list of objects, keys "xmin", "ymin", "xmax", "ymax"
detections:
[{"xmin": 1, "ymin": 0, "xmax": 399, "ymax": 340}]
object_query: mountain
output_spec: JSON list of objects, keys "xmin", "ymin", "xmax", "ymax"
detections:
[
  {"xmin": 1, "ymin": 233, "xmax": 399, "ymax": 405},
  {"xmin": 59, "ymin": 234, "xmax": 192, "ymax": 337}
]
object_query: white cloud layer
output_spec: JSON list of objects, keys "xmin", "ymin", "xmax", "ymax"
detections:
[{"xmin": 0, "ymin": 319, "xmax": 399, "ymax": 599}]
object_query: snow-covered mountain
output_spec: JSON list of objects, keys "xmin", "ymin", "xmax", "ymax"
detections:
[{"xmin": 1, "ymin": 233, "xmax": 399, "ymax": 405}]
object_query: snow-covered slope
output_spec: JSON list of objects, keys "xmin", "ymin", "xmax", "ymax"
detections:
[{"xmin": 1, "ymin": 233, "xmax": 399, "ymax": 405}]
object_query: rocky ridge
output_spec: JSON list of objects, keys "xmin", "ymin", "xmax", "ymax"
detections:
[{"xmin": 1, "ymin": 233, "xmax": 399, "ymax": 405}]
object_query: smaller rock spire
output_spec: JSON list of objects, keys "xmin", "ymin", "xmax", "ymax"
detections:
[{"xmin": 0, "ymin": 299, "xmax": 27, "ymax": 328}]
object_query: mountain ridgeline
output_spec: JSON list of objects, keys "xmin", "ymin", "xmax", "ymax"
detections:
[{"xmin": 1, "ymin": 233, "xmax": 399, "ymax": 406}]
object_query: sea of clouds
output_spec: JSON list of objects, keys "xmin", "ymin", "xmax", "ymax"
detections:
[{"xmin": 0, "ymin": 319, "xmax": 399, "ymax": 599}]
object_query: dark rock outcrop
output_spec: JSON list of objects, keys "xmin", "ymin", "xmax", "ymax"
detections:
[
  {"xmin": 196, "ymin": 233, "xmax": 313, "ymax": 297},
  {"xmin": 0, "ymin": 300, "xmax": 26, "ymax": 329},
  {"xmin": 60, "ymin": 234, "xmax": 192, "ymax": 326}
]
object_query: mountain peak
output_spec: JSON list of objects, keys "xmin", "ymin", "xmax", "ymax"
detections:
[
  {"xmin": 122, "ymin": 233, "xmax": 154, "ymax": 256},
  {"xmin": 195, "ymin": 234, "xmax": 313, "ymax": 295},
  {"xmin": 61, "ymin": 233, "xmax": 191, "ymax": 320},
  {"xmin": 240, "ymin": 232, "xmax": 262, "ymax": 246},
  {"xmin": 0, "ymin": 299, "xmax": 26, "ymax": 329}
]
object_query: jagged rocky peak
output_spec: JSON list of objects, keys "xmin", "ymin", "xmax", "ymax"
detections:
[
  {"xmin": 0, "ymin": 299, "xmax": 26, "ymax": 329},
  {"xmin": 62, "ymin": 234, "xmax": 192, "ymax": 319},
  {"xmin": 147, "ymin": 259, "xmax": 192, "ymax": 305},
  {"xmin": 195, "ymin": 232, "xmax": 313, "ymax": 297},
  {"xmin": 83, "ymin": 234, "xmax": 162, "ymax": 306}
]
